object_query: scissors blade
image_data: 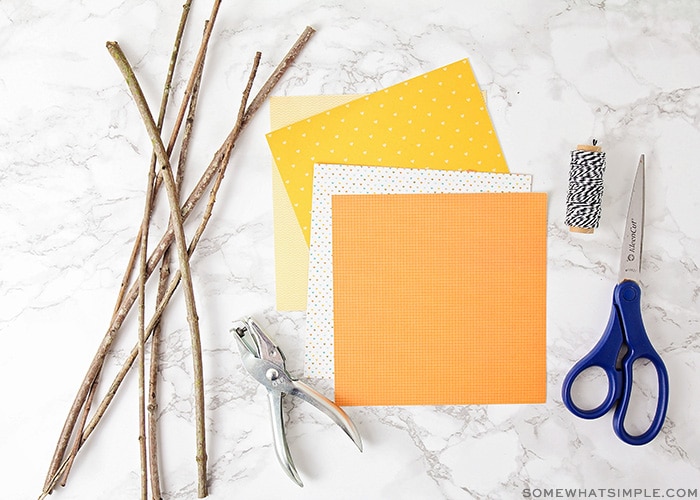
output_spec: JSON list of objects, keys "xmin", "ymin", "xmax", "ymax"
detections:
[{"xmin": 618, "ymin": 155, "xmax": 645, "ymax": 282}]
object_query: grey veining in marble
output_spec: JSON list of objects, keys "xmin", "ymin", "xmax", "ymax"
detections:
[{"xmin": 1, "ymin": 1, "xmax": 699, "ymax": 499}]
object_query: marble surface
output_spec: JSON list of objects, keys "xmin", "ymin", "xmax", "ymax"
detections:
[{"xmin": 2, "ymin": 1, "xmax": 699, "ymax": 499}]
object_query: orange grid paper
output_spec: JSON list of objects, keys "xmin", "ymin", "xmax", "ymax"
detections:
[{"xmin": 332, "ymin": 192, "xmax": 548, "ymax": 406}]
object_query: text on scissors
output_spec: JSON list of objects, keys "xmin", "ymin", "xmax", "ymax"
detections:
[{"xmin": 626, "ymin": 218, "xmax": 638, "ymax": 262}]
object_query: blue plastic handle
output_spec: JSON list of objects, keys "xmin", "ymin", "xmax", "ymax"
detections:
[
  {"xmin": 562, "ymin": 306, "xmax": 624, "ymax": 419},
  {"xmin": 610, "ymin": 281, "xmax": 669, "ymax": 445},
  {"xmin": 561, "ymin": 281, "xmax": 669, "ymax": 445}
]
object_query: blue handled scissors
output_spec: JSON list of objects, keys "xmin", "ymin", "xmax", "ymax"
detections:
[{"xmin": 562, "ymin": 154, "xmax": 669, "ymax": 446}]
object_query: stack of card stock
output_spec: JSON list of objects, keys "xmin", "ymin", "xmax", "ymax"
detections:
[{"xmin": 266, "ymin": 59, "xmax": 547, "ymax": 406}]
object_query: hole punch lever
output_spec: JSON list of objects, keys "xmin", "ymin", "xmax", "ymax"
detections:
[{"xmin": 231, "ymin": 317, "xmax": 363, "ymax": 486}]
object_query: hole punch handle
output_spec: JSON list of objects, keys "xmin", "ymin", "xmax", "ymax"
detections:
[
  {"xmin": 267, "ymin": 391, "xmax": 303, "ymax": 487},
  {"xmin": 291, "ymin": 380, "xmax": 363, "ymax": 452}
]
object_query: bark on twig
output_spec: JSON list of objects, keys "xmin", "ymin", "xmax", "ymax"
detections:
[
  {"xmin": 41, "ymin": 3, "xmax": 218, "ymax": 493},
  {"xmin": 40, "ymin": 26, "xmax": 315, "ymax": 499},
  {"xmin": 167, "ymin": 0, "xmax": 221, "ymax": 155},
  {"xmin": 112, "ymin": 0, "xmax": 194, "ymax": 320},
  {"xmin": 61, "ymin": 51, "xmax": 259, "ymax": 477},
  {"xmin": 148, "ymin": 256, "xmax": 168, "ymax": 500},
  {"xmin": 148, "ymin": 40, "xmax": 206, "ymax": 500},
  {"xmin": 243, "ymin": 26, "xmax": 315, "ymax": 123},
  {"xmin": 137, "ymin": 140, "xmax": 154, "ymax": 500},
  {"xmin": 191, "ymin": 51, "xmax": 262, "ymax": 252},
  {"xmin": 106, "ymin": 40, "xmax": 209, "ymax": 498},
  {"xmin": 58, "ymin": 371, "xmax": 100, "ymax": 487}
]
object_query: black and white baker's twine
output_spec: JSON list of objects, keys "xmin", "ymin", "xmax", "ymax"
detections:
[{"xmin": 565, "ymin": 148, "xmax": 607, "ymax": 230}]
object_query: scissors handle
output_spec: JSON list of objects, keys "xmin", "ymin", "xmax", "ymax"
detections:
[
  {"xmin": 561, "ymin": 305, "xmax": 624, "ymax": 419},
  {"xmin": 611, "ymin": 281, "xmax": 669, "ymax": 445}
]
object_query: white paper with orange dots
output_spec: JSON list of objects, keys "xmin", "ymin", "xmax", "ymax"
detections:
[{"xmin": 304, "ymin": 164, "xmax": 532, "ymax": 378}]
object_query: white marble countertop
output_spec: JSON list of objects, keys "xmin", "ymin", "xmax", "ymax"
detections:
[{"xmin": 2, "ymin": 1, "xmax": 699, "ymax": 499}]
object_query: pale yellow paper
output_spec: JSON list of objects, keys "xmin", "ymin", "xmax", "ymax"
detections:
[{"xmin": 271, "ymin": 95, "xmax": 360, "ymax": 310}]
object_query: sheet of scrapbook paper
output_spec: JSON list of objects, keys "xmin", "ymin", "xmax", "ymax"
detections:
[
  {"xmin": 332, "ymin": 192, "xmax": 548, "ymax": 406},
  {"xmin": 270, "ymin": 95, "xmax": 360, "ymax": 310},
  {"xmin": 266, "ymin": 58, "xmax": 510, "ymax": 249},
  {"xmin": 305, "ymin": 164, "xmax": 532, "ymax": 378}
]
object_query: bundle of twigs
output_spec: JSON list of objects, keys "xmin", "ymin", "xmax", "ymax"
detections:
[{"xmin": 39, "ymin": 2, "xmax": 314, "ymax": 498}]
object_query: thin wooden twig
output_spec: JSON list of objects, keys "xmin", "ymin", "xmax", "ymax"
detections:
[
  {"xmin": 70, "ymin": 52, "xmax": 261, "ymax": 465},
  {"xmin": 135, "ymin": 84, "xmax": 159, "ymax": 500},
  {"xmin": 112, "ymin": 235, "xmax": 141, "ymax": 322},
  {"xmin": 41, "ymin": 3, "xmax": 218, "ymax": 493},
  {"xmin": 167, "ymin": 0, "xmax": 221, "ymax": 156},
  {"xmin": 139, "ymin": 4, "xmax": 196, "ymax": 493},
  {"xmin": 112, "ymin": 0, "xmax": 194, "ymax": 321},
  {"xmin": 40, "ymin": 27, "xmax": 315, "ymax": 499},
  {"xmin": 148, "ymin": 41, "xmax": 206, "ymax": 500},
  {"xmin": 54, "ymin": 5, "xmax": 196, "ymax": 498},
  {"xmin": 148, "ymin": 256, "xmax": 168, "ymax": 500},
  {"xmin": 191, "ymin": 51, "xmax": 262, "ymax": 252},
  {"xmin": 243, "ymin": 26, "xmax": 315, "ymax": 123},
  {"xmin": 175, "ymin": 58, "xmax": 203, "ymax": 194},
  {"xmin": 106, "ymin": 40, "xmax": 209, "ymax": 498},
  {"xmin": 58, "ymin": 371, "xmax": 100, "ymax": 487},
  {"xmin": 137, "ymin": 156, "xmax": 153, "ymax": 500},
  {"xmin": 42, "ymin": 49, "xmax": 261, "ymax": 496}
]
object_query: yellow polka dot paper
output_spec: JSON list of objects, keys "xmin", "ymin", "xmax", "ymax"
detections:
[
  {"xmin": 305, "ymin": 164, "xmax": 532, "ymax": 378},
  {"xmin": 265, "ymin": 59, "xmax": 509, "ymax": 246}
]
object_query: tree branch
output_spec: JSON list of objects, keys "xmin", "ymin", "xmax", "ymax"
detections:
[
  {"xmin": 111, "ymin": 0, "xmax": 194, "ymax": 320},
  {"xmin": 41, "ymin": 2, "xmax": 220, "ymax": 494},
  {"xmin": 244, "ymin": 26, "xmax": 315, "ymax": 123},
  {"xmin": 40, "ymin": 26, "xmax": 315, "ymax": 499},
  {"xmin": 106, "ymin": 40, "xmax": 209, "ymax": 498},
  {"xmin": 148, "ymin": 28, "xmax": 206, "ymax": 499}
]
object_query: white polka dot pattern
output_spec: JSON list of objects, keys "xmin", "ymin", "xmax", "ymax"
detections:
[{"xmin": 265, "ymin": 58, "xmax": 510, "ymax": 246}]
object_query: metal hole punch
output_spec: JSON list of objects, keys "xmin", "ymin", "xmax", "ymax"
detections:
[{"xmin": 232, "ymin": 317, "xmax": 363, "ymax": 486}]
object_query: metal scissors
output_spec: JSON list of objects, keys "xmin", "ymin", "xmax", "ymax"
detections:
[
  {"xmin": 232, "ymin": 317, "xmax": 363, "ymax": 486},
  {"xmin": 562, "ymin": 154, "xmax": 669, "ymax": 445}
]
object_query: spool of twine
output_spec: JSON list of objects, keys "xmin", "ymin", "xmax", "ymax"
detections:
[{"xmin": 565, "ymin": 141, "xmax": 606, "ymax": 234}]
